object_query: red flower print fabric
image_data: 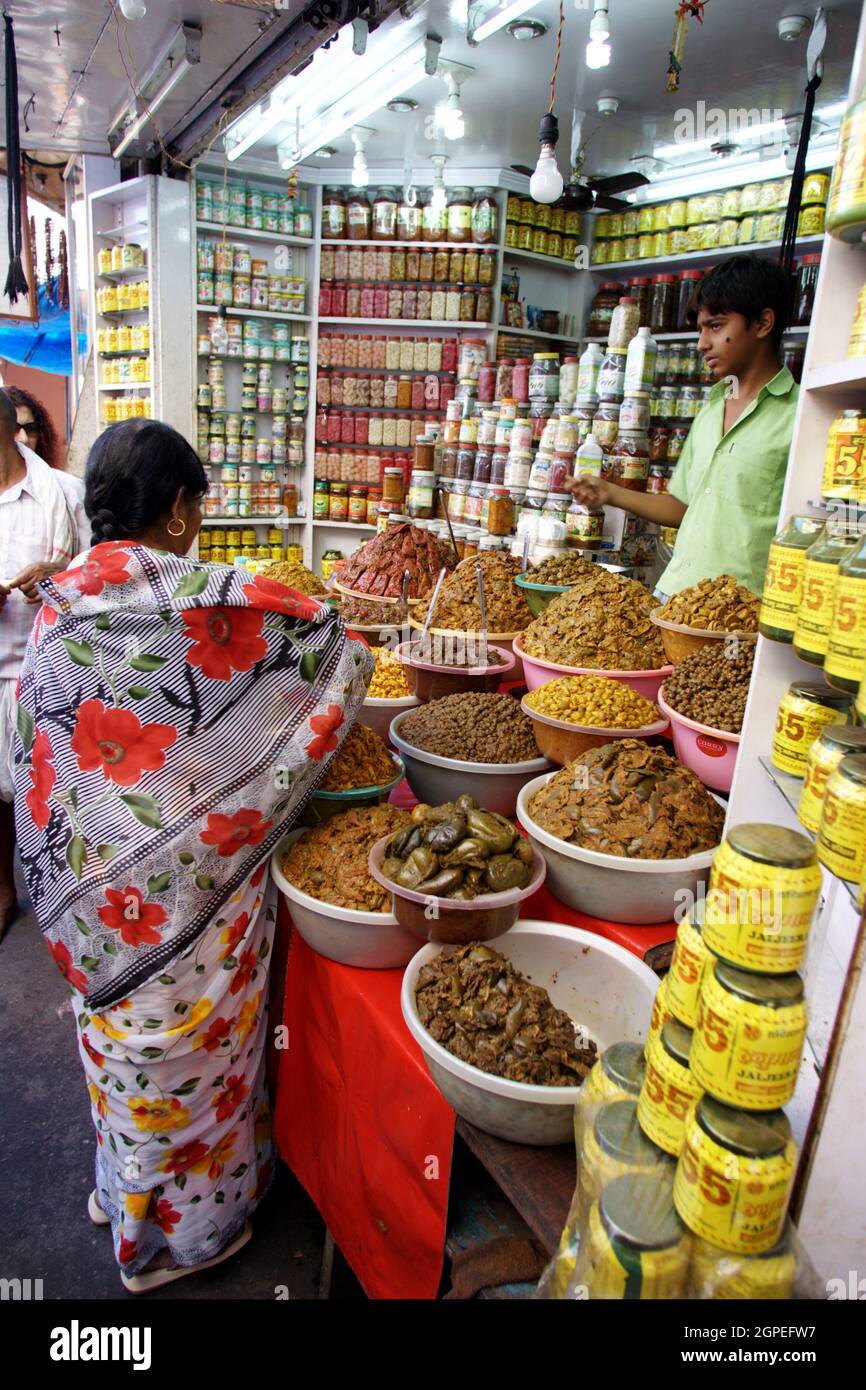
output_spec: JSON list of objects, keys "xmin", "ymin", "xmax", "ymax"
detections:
[{"xmin": 72, "ymin": 701, "xmax": 177, "ymax": 787}]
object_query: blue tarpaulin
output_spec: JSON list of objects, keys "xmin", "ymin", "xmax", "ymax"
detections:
[{"xmin": 0, "ymin": 285, "xmax": 85, "ymax": 375}]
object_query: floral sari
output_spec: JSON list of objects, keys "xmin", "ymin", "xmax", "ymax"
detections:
[{"xmin": 13, "ymin": 543, "xmax": 372, "ymax": 1274}]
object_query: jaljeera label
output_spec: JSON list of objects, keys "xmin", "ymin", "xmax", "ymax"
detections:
[
  {"xmin": 824, "ymin": 572, "xmax": 866, "ymax": 688},
  {"xmin": 792, "ymin": 557, "xmax": 840, "ymax": 657},
  {"xmin": 690, "ymin": 971, "xmax": 807, "ymax": 1111},
  {"xmin": 760, "ymin": 541, "xmax": 807, "ymax": 635},
  {"xmin": 689, "ymin": 1237, "xmax": 796, "ymax": 1300},
  {"xmin": 771, "ymin": 691, "xmax": 849, "ymax": 776},
  {"xmin": 817, "ymin": 764, "xmax": 866, "ymax": 882},
  {"xmin": 674, "ymin": 1112, "xmax": 796, "ymax": 1254},
  {"xmin": 582, "ymin": 1199, "xmax": 689, "ymax": 1299},
  {"xmin": 637, "ymin": 1029, "xmax": 702, "ymax": 1157},
  {"xmin": 667, "ymin": 914, "xmax": 711, "ymax": 1029},
  {"xmin": 704, "ymin": 843, "xmax": 822, "ymax": 974}
]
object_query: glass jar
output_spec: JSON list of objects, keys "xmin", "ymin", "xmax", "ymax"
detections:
[
  {"xmin": 677, "ymin": 269, "xmax": 703, "ymax": 330},
  {"xmin": 322, "ymin": 187, "xmax": 347, "ymax": 240},
  {"xmin": 598, "ymin": 348, "xmax": 627, "ymax": 403},
  {"xmin": 456, "ymin": 442, "xmax": 477, "ymax": 481},
  {"xmin": 447, "ymin": 187, "xmax": 473, "ymax": 243},
  {"xmin": 608, "ymin": 296, "xmax": 641, "ymax": 349},
  {"xmin": 487, "ymin": 486, "xmax": 513, "ymax": 535},
  {"xmin": 529, "ymin": 353, "xmax": 560, "ymax": 402},
  {"xmin": 398, "ymin": 195, "xmax": 422, "ymax": 242},
  {"xmin": 460, "ymin": 286, "xmax": 477, "ymax": 322},
  {"xmin": 472, "ymin": 188, "xmax": 498, "ymax": 244},
  {"xmin": 346, "ymin": 191, "xmax": 371, "ymax": 240},
  {"xmin": 620, "ymin": 392, "xmax": 651, "ymax": 432},
  {"xmin": 512, "ymin": 358, "xmax": 531, "ymax": 403},
  {"xmin": 667, "ymin": 425, "xmax": 689, "ymax": 463},
  {"xmin": 407, "ymin": 469, "xmax": 436, "ymax": 519},
  {"xmin": 445, "ymin": 285, "xmax": 461, "ymax": 321},
  {"xmin": 372, "ymin": 187, "xmax": 398, "ymax": 241},
  {"xmin": 463, "ymin": 248, "xmax": 480, "ymax": 284},
  {"xmin": 649, "ymin": 274, "xmax": 677, "ymax": 335},
  {"xmin": 329, "ymin": 481, "xmax": 349, "ymax": 521},
  {"xmin": 588, "ymin": 281, "xmax": 625, "ymax": 339},
  {"xmin": 794, "ymin": 525, "xmax": 863, "ymax": 666},
  {"xmin": 610, "ymin": 430, "xmax": 650, "ymax": 491},
  {"xmin": 423, "ymin": 191, "xmax": 448, "ymax": 242},
  {"xmin": 478, "ymin": 249, "xmax": 497, "ymax": 286}
]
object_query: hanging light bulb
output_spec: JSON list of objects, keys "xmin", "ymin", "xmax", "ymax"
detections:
[
  {"xmin": 350, "ymin": 127, "xmax": 372, "ymax": 189},
  {"xmin": 435, "ymin": 74, "xmax": 465, "ymax": 141},
  {"xmin": 429, "ymin": 154, "xmax": 448, "ymax": 211},
  {"xmin": 119, "ymin": 0, "xmax": 148, "ymax": 18},
  {"xmin": 586, "ymin": 1, "xmax": 611, "ymax": 69},
  {"xmin": 529, "ymin": 113, "xmax": 564, "ymax": 203}
]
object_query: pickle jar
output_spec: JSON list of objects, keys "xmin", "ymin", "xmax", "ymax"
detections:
[
  {"xmin": 822, "ymin": 409, "xmax": 866, "ymax": 502},
  {"xmin": 792, "ymin": 525, "xmax": 863, "ymax": 666},
  {"xmin": 759, "ymin": 514, "xmax": 826, "ymax": 643},
  {"xmin": 824, "ymin": 531, "xmax": 866, "ymax": 692},
  {"xmin": 771, "ymin": 681, "xmax": 853, "ymax": 778},
  {"xmin": 799, "ymin": 723, "xmax": 866, "ymax": 834},
  {"xmin": 817, "ymin": 754, "xmax": 866, "ymax": 883}
]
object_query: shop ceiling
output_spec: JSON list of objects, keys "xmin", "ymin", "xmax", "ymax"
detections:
[{"xmin": 2, "ymin": 0, "xmax": 861, "ymax": 181}]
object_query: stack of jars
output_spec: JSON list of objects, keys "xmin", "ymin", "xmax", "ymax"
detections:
[
  {"xmin": 195, "ymin": 180, "xmax": 311, "ymax": 238},
  {"xmin": 503, "ymin": 193, "xmax": 581, "ymax": 262},
  {"xmin": 101, "ymin": 394, "xmax": 152, "ymax": 424},
  {"xmin": 96, "ymin": 280, "xmax": 149, "ymax": 314},
  {"xmin": 196, "ymin": 239, "xmax": 306, "ymax": 314},
  {"xmin": 321, "ymin": 185, "xmax": 498, "ymax": 245},
  {"xmin": 318, "ymin": 277, "xmax": 493, "ymax": 323}
]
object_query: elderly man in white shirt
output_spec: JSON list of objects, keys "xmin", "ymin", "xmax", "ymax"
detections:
[{"xmin": 0, "ymin": 387, "xmax": 75, "ymax": 935}]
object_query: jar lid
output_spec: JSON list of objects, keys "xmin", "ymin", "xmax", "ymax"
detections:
[
  {"xmin": 660, "ymin": 1017, "xmax": 693, "ymax": 1067},
  {"xmin": 600, "ymin": 281, "xmax": 625, "ymax": 289},
  {"xmin": 839, "ymin": 753, "xmax": 866, "ymax": 786},
  {"xmin": 726, "ymin": 823, "xmax": 817, "ymax": 870},
  {"xmin": 679, "ymin": 269, "xmax": 704, "ymax": 280},
  {"xmin": 652, "ymin": 273, "xmax": 678, "ymax": 282},
  {"xmin": 800, "ymin": 253, "xmax": 822, "ymax": 264},
  {"xmin": 595, "ymin": 1100, "xmax": 663, "ymax": 1165},
  {"xmin": 374, "ymin": 186, "xmax": 399, "ymax": 197},
  {"xmin": 787, "ymin": 680, "xmax": 852, "ymax": 710},
  {"xmin": 618, "ymin": 296, "xmax": 639, "ymax": 305},
  {"xmin": 623, "ymin": 390, "xmax": 650, "ymax": 400},
  {"xmin": 817, "ymin": 724, "xmax": 866, "ymax": 754},
  {"xmin": 600, "ymin": 1173, "xmax": 681, "ymax": 1252},
  {"xmin": 715, "ymin": 960, "xmax": 805, "ymax": 1008},
  {"xmin": 533, "ymin": 352, "xmax": 559, "ymax": 360},
  {"xmin": 697, "ymin": 1095, "xmax": 792, "ymax": 1159}
]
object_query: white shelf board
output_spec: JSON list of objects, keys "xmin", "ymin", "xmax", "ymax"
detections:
[
  {"xmin": 805, "ymin": 357, "xmax": 866, "ymax": 392},
  {"xmin": 319, "ymin": 317, "xmax": 491, "ymax": 330},
  {"xmin": 200, "ymin": 514, "xmax": 302, "ymax": 525},
  {"xmin": 97, "ymin": 382, "xmax": 152, "ymax": 392},
  {"xmin": 94, "ymin": 223, "xmax": 149, "ymax": 243},
  {"xmin": 97, "ymin": 264, "xmax": 149, "ymax": 282},
  {"xmin": 196, "ymin": 304, "xmax": 310, "ymax": 322},
  {"xmin": 496, "ymin": 324, "xmax": 580, "ymax": 342},
  {"xmin": 583, "ymin": 327, "xmax": 809, "ymax": 343},
  {"xmin": 321, "ymin": 238, "xmax": 496, "ymax": 251},
  {"xmin": 196, "ymin": 220, "xmax": 314, "ymax": 247},
  {"xmin": 311, "ymin": 519, "xmax": 376, "ymax": 532},
  {"xmin": 502, "ymin": 247, "xmax": 578, "ymax": 272},
  {"xmin": 593, "ymin": 234, "xmax": 825, "ymax": 275}
]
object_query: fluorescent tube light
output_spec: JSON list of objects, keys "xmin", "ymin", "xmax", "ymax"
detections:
[
  {"xmin": 468, "ymin": 1, "xmax": 543, "ymax": 45},
  {"xmin": 108, "ymin": 23, "xmax": 200, "ymax": 158}
]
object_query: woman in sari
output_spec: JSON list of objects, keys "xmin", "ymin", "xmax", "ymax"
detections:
[{"xmin": 13, "ymin": 419, "xmax": 372, "ymax": 1293}]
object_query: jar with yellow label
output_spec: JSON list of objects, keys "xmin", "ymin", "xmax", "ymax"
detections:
[
  {"xmin": 637, "ymin": 206, "xmax": 655, "ymax": 234},
  {"xmin": 799, "ymin": 723, "xmax": 866, "ymax": 833},
  {"xmin": 577, "ymin": 1173, "xmax": 690, "ymax": 1300},
  {"xmin": 647, "ymin": 976, "xmax": 673, "ymax": 1050},
  {"xmin": 637, "ymin": 1019, "xmax": 702, "ymax": 1157},
  {"xmin": 704, "ymin": 824, "xmax": 822, "ymax": 975},
  {"xmin": 824, "ymin": 531, "xmax": 866, "ymax": 690},
  {"xmin": 759, "ymin": 514, "xmax": 826, "ymax": 642},
  {"xmin": 827, "ymin": 90, "xmax": 866, "ymax": 242},
  {"xmin": 793, "ymin": 525, "xmax": 862, "ymax": 665},
  {"xmin": 823, "ymin": 409, "xmax": 866, "ymax": 501},
  {"xmin": 674, "ymin": 1096, "xmax": 796, "ymax": 1254},
  {"xmin": 798, "ymin": 205, "xmax": 826, "ymax": 236},
  {"xmin": 688, "ymin": 1225, "xmax": 797, "ymax": 1300},
  {"xmin": 691, "ymin": 962, "xmax": 806, "ymax": 1112},
  {"xmin": 667, "ymin": 906, "xmax": 711, "ymax": 1029},
  {"xmin": 848, "ymin": 283, "xmax": 866, "ymax": 357},
  {"xmin": 581, "ymin": 1042, "xmax": 647, "ymax": 1108},
  {"xmin": 578, "ymin": 1099, "xmax": 671, "ymax": 1217},
  {"xmin": 817, "ymin": 753, "xmax": 866, "ymax": 882},
  {"xmin": 771, "ymin": 679, "xmax": 852, "ymax": 776}
]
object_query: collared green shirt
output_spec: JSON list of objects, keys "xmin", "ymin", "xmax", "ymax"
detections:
[{"xmin": 659, "ymin": 365, "xmax": 798, "ymax": 597}]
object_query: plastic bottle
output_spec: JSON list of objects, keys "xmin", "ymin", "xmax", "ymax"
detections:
[
  {"xmin": 574, "ymin": 434, "xmax": 605, "ymax": 479},
  {"xmin": 624, "ymin": 326, "xmax": 658, "ymax": 396},
  {"xmin": 577, "ymin": 342, "xmax": 603, "ymax": 396}
]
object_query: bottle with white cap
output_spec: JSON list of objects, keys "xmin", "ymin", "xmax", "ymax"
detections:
[{"xmin": 624, "ymin": 325, "xmax": 658, "ymax": 396}]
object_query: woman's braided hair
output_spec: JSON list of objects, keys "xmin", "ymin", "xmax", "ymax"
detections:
[{"xmin": 85, "ymin": 419, "xmax": 207, "ymax": 544}]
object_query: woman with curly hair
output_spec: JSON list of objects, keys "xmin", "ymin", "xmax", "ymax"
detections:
[{"xmin": 5, "ymin": 384, "xmax": 89, "ymax": 548}]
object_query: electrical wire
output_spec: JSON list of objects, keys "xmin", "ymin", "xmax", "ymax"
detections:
[{"xmin": 548, "ymin": 0, "xmax": 565, "ymax": 114}]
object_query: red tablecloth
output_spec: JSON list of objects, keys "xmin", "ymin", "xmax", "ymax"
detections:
[{"xmin": 273, "ymin": 877, "xmax": 673, "ymax": 1299}]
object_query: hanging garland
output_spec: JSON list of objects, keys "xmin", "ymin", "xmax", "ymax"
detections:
[{"xmin": 667, "ymin": 1, "xmax": 709, "ymax": 93}]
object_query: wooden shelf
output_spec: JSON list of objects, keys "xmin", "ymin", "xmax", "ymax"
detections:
[
  {"xmin": 804, "ymin": 356, "xmax": 866, "ymax": 392},
  {"xmin": 196, "ymin": 304, "xmax": 310, "ymax": 322},
  {"xmin": 593, "ymin": 234, "xmax": 825, "ymax": 275},
  {"xmin": 196, "ymin": 220, "xmax": 314, "ymax": 247}
]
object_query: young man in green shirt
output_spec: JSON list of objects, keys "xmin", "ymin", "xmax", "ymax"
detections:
[{"xmin": 568, "ymin": 254, "xmax": 799, "ymax": 598}]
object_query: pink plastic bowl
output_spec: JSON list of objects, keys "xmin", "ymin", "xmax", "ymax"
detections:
[
  {"xmin": 512, "ymin": 636, "xmax": 674, "ymax": 705},
  {"xmin": 657, "ymin": 687, "xmax": 740, "ymax": 793}
]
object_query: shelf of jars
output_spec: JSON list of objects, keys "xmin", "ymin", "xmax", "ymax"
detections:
[
  {"xmin": 758, "ymin": 758, "xmax": 859, "ymax": 907},
  {"xmin": 497, "ymin": 325, "xmax": 581, "ymax": 344},
  {"xmin": 502, "ymin": 246, "xmax": 579, "ymax": 272},
  {"xmin": 583, "ymin": 326, "xmax": 811, "ymax": 344},
  {"xmin": 196, "ymin": 220, "xmax": 314, "ymax": 248},
  {"xmin": 319, "ymin": 317, "xmax": 492, "ymax": 330},
  {"xmin": 97, "ymin": 381, "xmax": 152, "ymax": 392},
  {"xmin": 196, "ymin": 304, "xmax": 311, "ymax": 322},
  {"xmin": 200, "ymin": 513, "xmax": 301, "ymax": 525},
  {"xmin": 591, "ymin": 233, "xmax": 825, "ymax": 274}
]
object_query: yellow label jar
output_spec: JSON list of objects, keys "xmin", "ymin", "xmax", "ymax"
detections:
[
  {"xmin": 689, "ymin": 1226, "xmax": 796, "ymax": 1300},
  {"xmin": 793, "ymin": 526, "xmax": 862, "ymax": 664},
  {"xmin": 577, "ymin": 1173, "xmax": 690, "ymax": 1299},
  {"xmin": 674, "ymin": 1096, "xmax": 796, "ymax": 1254},
  {"xmin": 578, "ymin": 1099, "xmax": 670, "ymax": 1216},
  {"xmin": 704, "ymin": 824, "xmax": 822, "ymax": 974},
  {"xmin": 637, "ymin": 1019, "xmax": 703, "ymax": 1156},
  {"xmin": 647, "ymin": 976, "xmax": 673, "ymax": 1050},
  {"xmin": 759, "ymin": 514, "xmax": 825, "ymax": 642},
  {"xmin": 800, "ymin": 722, "xmax": 866, "ymax": 835},
  {"xmin": 771, "ymin": 679, "xmax": 852, "ymax": 776},
  {"xmin": 849, "ymin": 283, "xmax": 866, "ymax": 357},
  {"xmin": 822, "ymin": 410, "xmax": 866, "ymax": 501},
  {"xmin": 824, "ymin": 532, "xmax": 866, "ymax": 690},
  {"xmin": 691, "ymin": 962, "xmax": 807, "ymax": 1112},
  {"xmin": 667, "ymin": 907, "xmax": 711, "ymax": 1029},
  {"xmin": 817, "ymin": 753, "xmax": 866, "ymax": 882},
  {"xmin": 581, "ymin": 1042, "xmax": 646, "ymax": 1107}
]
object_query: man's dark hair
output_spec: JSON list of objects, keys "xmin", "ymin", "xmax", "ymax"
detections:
[
  {"xmin": 686, "ymin": 254, "xmax": 793, "ymax": 348},
  {"xmin": 85, "ymin": 419, "xmax": 207, "ymax": 544},
  {"xmin": 0, "ymin": 387, "xmax": 17, "ymax": 434},
  {"xmin": 5, "ymin": 384, "xmax": 61, "ymax": 468}
]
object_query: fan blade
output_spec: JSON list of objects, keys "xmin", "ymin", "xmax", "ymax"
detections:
[
  {"xmin": 589, "ymin": 171, "xmax": 651, "ymax": 195},
  {"xmin": 593, "ymin": 193, "xmax": 633, "ymax": 212},
  {"xmin": 510, "ymin": 164, "xmax": 534, "ymax": 177}
]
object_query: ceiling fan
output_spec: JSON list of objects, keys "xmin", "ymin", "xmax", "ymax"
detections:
[{"xmin": 511, "ymin": 149, "xmax": 649, "ymax": 211}]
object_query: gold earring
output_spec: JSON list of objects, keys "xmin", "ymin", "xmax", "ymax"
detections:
[{"xmin": 167, "ymin": 516, "xmax": 186, "ymax": 537}]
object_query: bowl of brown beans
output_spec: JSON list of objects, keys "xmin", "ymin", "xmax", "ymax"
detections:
[
  {"xmin": 521, "ymin": 677, "xmax": 669, "ymax": 766},
  {"xmin": 393, "ymin": 639, "xmax": 515, "ymax": 702}
]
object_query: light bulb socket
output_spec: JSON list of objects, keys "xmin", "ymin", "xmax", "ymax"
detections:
[{"xmin": 538, "ymin": 112, "xmax": 559, "ymax": 148}]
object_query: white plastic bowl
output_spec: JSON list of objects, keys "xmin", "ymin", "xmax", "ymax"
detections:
[
  {"xmin": 401, "ymin": 920, "xmax": 659, "ymax": 1145},
  {"xmin": 389, "ymin": 709, "xmax": 552, "ymax": 817},
  {"xmin": 271, "ymin": 830, "xmax": 419, "ymax": 969},
  {"xmin": 359, "ymin": 692, "xmax": 420, "ymax": 743},
  {"xmin": 516, "ymin": 773, "xmax": 723, "ymax": 925}
]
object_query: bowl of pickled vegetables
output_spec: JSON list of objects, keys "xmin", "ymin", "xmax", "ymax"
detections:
[{"xmin": 368, "ymin": 795, "xmax": 546, "ymax": 945}]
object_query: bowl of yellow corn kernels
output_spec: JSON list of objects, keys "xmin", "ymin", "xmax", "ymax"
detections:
[
  {"xmin": 360, "ymin": 647, "xmax": 421, "ymax": 742},
  {"xmin": 520, "ymin": 676, "xmax": 669, "ymax": 766}
]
